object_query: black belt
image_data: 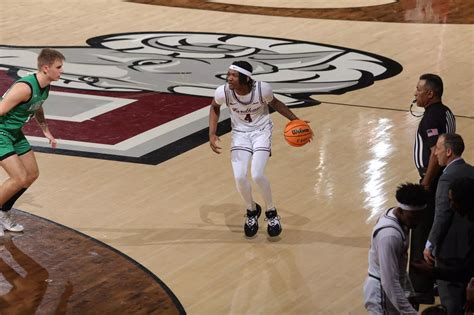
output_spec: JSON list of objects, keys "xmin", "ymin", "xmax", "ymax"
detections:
[{"xmin": 368, "ymin": 273, "xmax": 381, "ymax": 281}]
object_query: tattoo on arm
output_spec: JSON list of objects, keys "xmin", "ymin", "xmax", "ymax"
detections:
[{"xmin": 35, "ymin": 107, "xmax": 48, "ymax": 130}]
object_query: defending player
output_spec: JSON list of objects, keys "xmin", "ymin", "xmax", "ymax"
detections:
[
  {"xmin": 0, "ymin": 48, "xmax": 64, "ymax": 235},
  {"xmin": 208, "ymin": 60, "xmax": 310, "ymax": 237}
]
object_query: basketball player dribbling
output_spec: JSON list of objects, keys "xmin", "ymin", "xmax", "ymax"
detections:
[
  {"xmin": 0, "ymin": 48, "xmax": 64, "ymax": 236},
  {"xmin": 208, "ymin": 60, "xmax": 311, "ymax": 238}
]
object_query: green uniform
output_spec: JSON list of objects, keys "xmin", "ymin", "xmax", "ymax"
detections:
[{"xmin": 0, "ymin": 74, "xmax": 49, "ymax": 159}]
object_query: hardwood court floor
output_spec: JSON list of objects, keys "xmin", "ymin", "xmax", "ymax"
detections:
[
  {"xmin": 0, "ymin": 210, "xmax": 183, "ymax": 314},
  {"xmin": 0, "ymin": 0, "xmax": 473, "ymax": 314}
]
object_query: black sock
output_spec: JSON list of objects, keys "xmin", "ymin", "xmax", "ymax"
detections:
[{"xmin": 2, "ymin": 188, "xmax": 27, "ymax": 212}]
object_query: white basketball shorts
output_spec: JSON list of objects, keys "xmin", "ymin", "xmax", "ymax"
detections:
[{"xmin": 230, "ymin": 122, "xmax": 273, "ymax": 154}]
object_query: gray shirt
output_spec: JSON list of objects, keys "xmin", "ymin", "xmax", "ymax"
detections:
[{"xmin": 367, "ymin": 209, "xmax": 417, "ymax": 314}]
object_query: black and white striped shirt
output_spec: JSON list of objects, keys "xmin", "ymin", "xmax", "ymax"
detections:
[{"xmin": 414, "ymin": 102, "xmax": 456, "ymax": 172}]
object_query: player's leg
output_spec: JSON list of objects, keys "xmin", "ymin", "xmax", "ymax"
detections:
[
  {"xmin": 250, "ymin": 151, "xmax": 273, "ymax": 210},
  {"xmin": 250, "ymin": 123, "xmax": 273, "ymax": 209},
  {"xmin": 0, "ymin": 155, "xmax": 29, "ymax": 233},
  {"xmin": 0, "ymin": 135, "xmax": 38, "ymax": 232},
  {"xmin": 0, "ymin": 133, "xmax": 28, "ymax": 205},
  {"xmin": 232, "ymin": 149, "xmax": 262, "ymax": 237},
  {"xmin": 231, "ymin": 149, "xmax": 253, "ymax": 209},
  {"xmin": 231, "ymin": 131, "xmax": 257, "ymax": 210},
  {"xmin": 231, "ymin": 132, "xmax": 261, "ymax": 237},
  {"xmin": 5, "ymin": 149, "xmax": 39, "ymax": 209},
  {"xmin": 250, "ymin": 123, "xmax": 281, "ymax": 237},
  {"xmin": 0, "ymin": 155, "xmax": 29, "ymax": 207}
]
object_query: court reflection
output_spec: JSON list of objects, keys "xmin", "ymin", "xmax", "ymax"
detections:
[
  {"xmin": 363, "ymin": 118, "xmax": 395, "ymax": 221},
  {"xmin": 0, "ymin": 235, "xmax": 73, "ymax": 315},
  {"xmin": 402, "ymin": 0, "xmax": 455, "ymax": 23}
]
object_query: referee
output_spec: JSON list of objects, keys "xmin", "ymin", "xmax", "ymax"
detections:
[{"xmin": 410, "ymin": 73, "xmax": 456, "ymax": 305}]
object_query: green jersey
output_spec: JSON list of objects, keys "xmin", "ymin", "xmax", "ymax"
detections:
[{"xmin": 0, "ymin": 74, "xmax": 50, "ymax": 137}]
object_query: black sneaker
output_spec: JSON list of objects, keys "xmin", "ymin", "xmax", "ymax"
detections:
[
  {"xmin": 244, "ymin": 204, "xmax": 261, "ymax": 237},
  {"xmin": 265, "ymin": 209, "xmax": 282, "ymax": 237}
]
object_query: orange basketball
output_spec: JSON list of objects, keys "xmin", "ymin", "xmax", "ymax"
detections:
[{"xmin": 284, "ymin": 120, "xmax": 313, "ymax": 147}]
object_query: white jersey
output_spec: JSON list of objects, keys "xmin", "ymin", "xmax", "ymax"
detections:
[
  {"xmin": 214, "ymin": 81, "xmax": 273, "ymax": 132},
  {"xmin": 363, "ymin": 208, "xmax": 417, "ymax": 314}
]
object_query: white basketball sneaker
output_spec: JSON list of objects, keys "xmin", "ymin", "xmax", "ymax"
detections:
[{"xmin": 0, "ymin": 211, "xmax": 24, "ymax": 232}]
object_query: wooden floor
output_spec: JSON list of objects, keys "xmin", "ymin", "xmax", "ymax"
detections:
[
  {"xmin": 0, "ymin": 0, "xmax": 473, "ymax": 314},
  {"xmin": 0, "ymin": 210, "xmax": 183, "ymax": 314}
]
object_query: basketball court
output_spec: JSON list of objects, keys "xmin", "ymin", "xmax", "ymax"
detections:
[{"xmin": 0, "ymin": 0, "xmax": 473, "ymax": 313}]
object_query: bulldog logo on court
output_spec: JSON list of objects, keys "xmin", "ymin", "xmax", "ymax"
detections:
[{"xmin": 0, "ymin": 32, "xmax": 402, "ymax": 164}]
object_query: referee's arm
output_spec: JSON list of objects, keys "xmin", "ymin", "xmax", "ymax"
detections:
[{"xmin": 420, "ymin": 145, "xmax": 441, "ymax": 190}]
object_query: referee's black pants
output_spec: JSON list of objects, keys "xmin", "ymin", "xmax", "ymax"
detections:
[{"xmin": 408, "ymin": 175, "xmax": 439, "ymax": 303}]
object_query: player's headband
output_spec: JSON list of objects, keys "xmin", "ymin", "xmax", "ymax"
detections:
[
  {"xmin": 398, "ymin": 202, "xmax": 427, "ymax": 211},
  {"xmin": 229, "ymin": 65, "xmax": 252, "ymax": 78}
]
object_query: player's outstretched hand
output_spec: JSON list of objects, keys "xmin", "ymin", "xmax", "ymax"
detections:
[
  {"xmin": 49, "ymin": 137, "xmax": 57, "ymax": 149},
  {"xmin": 209, "ymin": 134, "xmax": 222, "ymax": 154},
  {"xmin": 44, "ymin": 131, "xmax": 57, "ymax": 149}
]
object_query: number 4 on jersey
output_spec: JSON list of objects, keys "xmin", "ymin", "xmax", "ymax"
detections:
[{"xmin": 244, "ymin": 114, "xmax": 252, "ymax": 123}]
